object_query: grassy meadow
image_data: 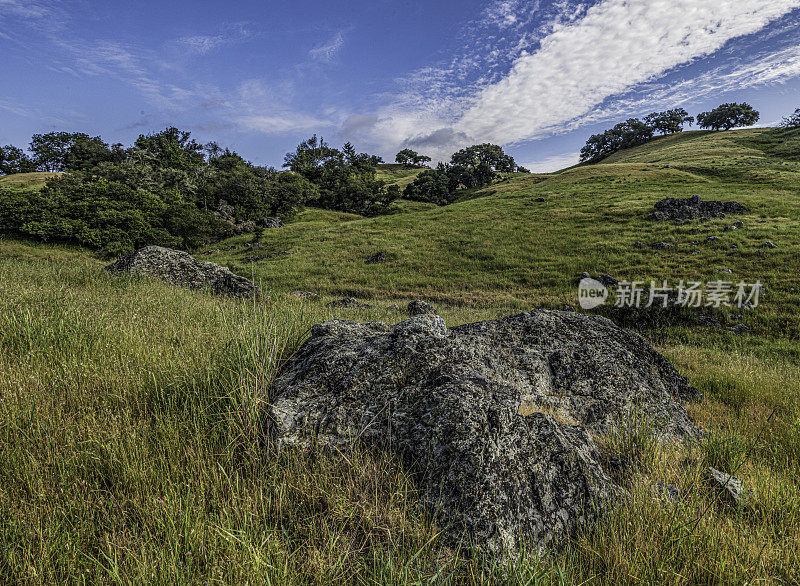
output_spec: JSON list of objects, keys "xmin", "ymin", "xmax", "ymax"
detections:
[{"xmin": 2, "ymin": 127, "xmax": 800, "ymax": 583}]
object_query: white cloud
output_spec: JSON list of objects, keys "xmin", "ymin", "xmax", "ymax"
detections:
[
  {"xmin": 178, "ymin": 35, "xmax": 226, "ymax": 55},
  {"xmin": 233, "ymin": 113, "xmax": 330, "ymax": 134},
  {"xmin": 523, "ymin": 152, "xmax": 579, "ymax": 173},
  {"xmin": 455, "ymin": 0, "xmax": 800, "ymax": 145},
  {"xmin": 309, "ymin": 31, "xmax": 345, "ymax": 62}
]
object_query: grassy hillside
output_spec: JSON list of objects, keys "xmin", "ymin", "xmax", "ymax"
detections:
[
  {"xmin": 0, "ymin": 171, "xmax": 60, "ymax": 190},
  {"xmin": 375, "ymin": 163, "xmax": 426, "ymax": 190},
  {"xmin": 2, "ymin": 128, "xmax": 800, "ymax": 583}
]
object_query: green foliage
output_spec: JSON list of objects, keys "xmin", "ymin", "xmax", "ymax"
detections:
[
  {"xmin": 697, "ymin": 102, "xmax": 760, "ymax": 131},
  {"xmin": 403, "ymin": 143, "xmax": 521, "ymax": 205},
  {"xmin": 1, "ymin": 127, "xmax": 312, "ymax": 255},
  {"xmin": 0, "ymin": 144, "xmax": 36, "ymax": 175},
  {"xmin": 781, "ymin": 108, "xmax": 800, "ymax": 129},
  {"xmin": 581, "ymin": 109, "xmax": 696, "ymax": 163},
  {"xmin": 284, "ymin": 136, "xmax": 398, "ymax": 215},
  {"xmin": 394, "ymin": 148, "xmax": 431, "ymax": 168},
  {"xmin": 643, "ymin": 108, "xmax": 695, "ymax": 135}
]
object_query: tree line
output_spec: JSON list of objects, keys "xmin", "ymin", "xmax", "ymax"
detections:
[
  {"xmin": 580, "ymin": 103, "xmax": 761, "ymax": 163},
  {"xmin": 0, "ymin": 129, "xmax": 400, "ymax": 257}
]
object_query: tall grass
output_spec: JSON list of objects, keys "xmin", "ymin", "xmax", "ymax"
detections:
[{"xmin": 1, "ymin": 242, "xmax": 799, "ymax": 583}]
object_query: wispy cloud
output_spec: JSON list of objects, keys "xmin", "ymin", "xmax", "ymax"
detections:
[
  {"xmin": 176, "ymin": 24, "xmax": 251, "ymax": 55},
  {"xmin": 309, "ymin": 31, "xmax": 345, "ymax": 62},
  {"xmin": 368, "ymin": 0, "xmax": 800, "ymax": 159}
]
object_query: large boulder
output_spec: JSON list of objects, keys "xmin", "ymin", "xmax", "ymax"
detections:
[
  {"xmin": 649, "ymin": 195, "xmax": 748, "ymax": 221},
  {"xmin": 106, "ymin": 246, "xmax": 259, "ymax": 297},
  {"xmin": 268, "ymin": 311, "xmax": 700, "ymax": 551}
]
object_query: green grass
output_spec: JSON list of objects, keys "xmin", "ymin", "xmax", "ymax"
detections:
[
  {"xmin": 2, "ymin": 127, "xmax": 800, "ymax": 583},
  {"xmin": 0, "ymin": 171, "xmax": 61, "ymax": 191}
]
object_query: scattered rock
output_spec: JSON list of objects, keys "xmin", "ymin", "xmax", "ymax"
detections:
[
  {"xmin": 733, "ymin": 221, "xmax": 744, "ymax": 229},
  {"xmin": 763, "ymin": 241, "xmax": 778, "ymax": 249},
  {"xmin": 723, "ymin": 225, "xmax": 738, "ymax": 232},
  {"xmin": 650, "ymin": 242, "xmax": 673, "ymax": 250},
  {"xmin": 105, "ymin": 246, "xmax": 259, "ymax": 298},
  {"xmin": 652, "ymin": 482, "xmax": 682, "ymax": 503},
  {"xmin": 649, "ymin": 195, "xmax": 748, "ymax": 221},
  {"xmin": 718, "ymin": 268, "xmax": 733, "ymax": 274},
  {"xmin": 408, "ymin": 299, "xmax": 437, "ymax": 316},
  {"xmin": 728, "ymin": 324, "xmax": 751, "ymax": 335},
  {"xmin": 534, "ymin": 197, "xmax": 547, "ymax": 202},
  {"xmin": 597, "ymin": 274, "xmax": 619, "ymax": 287},
  {"xmin": 633, "ymin": 241, "xmax": 646, "ymax": 248},
  {"xmin": 697, "ymin": 315, "xmax": 722, "ymax": 328},
  {"xmin": 704, "ymin": 236, "xmax": 721, "ymax": 244},
  {"xmin": 267, "ymin": 311, "xmax": 701, "ymax": 551},
  {"xmin": 326, "ymin": 297, "xmax": 371, "ymax": 309},
  {"xmin": 365, "ymin": 251, "xmax": 387, "ymax": 264},
  {"xmin": 704, "ymin": 467, "xmax": 746, "ymax": 507},
  {"xmin": 261, "ymin": 217, "xmax": 284, "ymax": 229}
]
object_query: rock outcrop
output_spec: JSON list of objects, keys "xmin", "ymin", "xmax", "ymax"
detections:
[
  {"xmin": 267, "ymin": 310, "xmax": 700, "ymax": 551},
  {"xmin": 106, "ymin": 246, "xmax": 259, "ymax": 297},
  {"xmin": 407, "ymin": 299, "xmax": 437, "ymax": 315},
  {"xmin": 649, "ymin": 195, "xmax": 748, "ymax": 221}
]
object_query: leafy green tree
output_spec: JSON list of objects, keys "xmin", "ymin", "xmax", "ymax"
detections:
[
  {"xmin": 781, "ymin": 108, "xmax": 800, "ymax": 129},
  {"xmin": 284, "ymin": 136, "xmax": 398, "ymax": 215},
  {"xmin": 395, "ymin": 148, "xmax": 432, "ymax": 168},
  {"xmin": 643, "ymin": 108, "xmax": 694, "ymax": 135},
  {"xmin": 133, "ymin": 127, "xmax": 206, "ymax": 173},
  {"xmin": 29, "ymin": 132, "xmax": 74, "ymax": 171},
  {"xmin": 0, "ymin": 144, "xmax": 36, "ymax": 175},
  {"xmin": 696, "ymin": 103, "xmax": 760, "ymax": 131},
  {"xmin": 403, "ymin": 168, "xmax": 458, "ymax": 205},
  {"xmin": 580, "ymin": 118, "xmax": 655, "ymax": 163}
]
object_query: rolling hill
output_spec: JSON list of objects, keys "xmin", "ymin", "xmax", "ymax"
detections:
[{"xmin": 1, "ymin": 127, "xmax": 799, "ymax": 583}]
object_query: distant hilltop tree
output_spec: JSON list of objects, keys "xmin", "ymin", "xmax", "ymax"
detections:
[
  {"xmin": 0, "ymin": 144, "xmax": 36, "ymax": 175},
  {"xmin": 644, "ymin": 108, "xmax": 694, "ymax": 135},
  {"xmin": 395, "ymin": 148, "xmax": 432, "ymax": 168},
  {"xmin": 403, "ymin": 143, "xmax": 526, "ymax": 205},
  {"xmin": 781, "ymin": 108, "xmax": 800, "ymax": 129},
  {"xmin": 696, "ymin": 103, "xmax": 760, "ymax": 131}
]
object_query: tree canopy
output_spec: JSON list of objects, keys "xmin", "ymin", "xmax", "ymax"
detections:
[
  {"xmin": 696, "ymin": 103, "xmax": 760, "ymax": 131},
  {"xmin": 395, "ymin": 149, "xmax": 431, "ymax": 168},
  {"xmin": 781, "ymin": 108, "xmax": 800, "ymax": 129}
]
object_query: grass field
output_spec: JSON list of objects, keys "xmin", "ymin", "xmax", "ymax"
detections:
[
  {"xmin": 0, "ymin": 171, "xmax": 61, "ymax": 191},
  {"xmin": 1, "ymin": 127, "xmax": 800, "ymax": 583}
]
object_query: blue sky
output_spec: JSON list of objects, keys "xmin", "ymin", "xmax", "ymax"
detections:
[{"xmin": 3, "ymin": 0, "xmax": 800, "ymax": 171}]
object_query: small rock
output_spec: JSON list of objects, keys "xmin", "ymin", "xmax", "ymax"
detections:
[
  {"xmin": 728, "ymin": 324, "xmax": 751, "ymax": 335},
  {"xmin": 650, "ymin": 242, "xmax": 673, "ymax": 250},
  {"xmin": 597, "ymin": 274, "xmax": 619, "ymax": 287},
  {"xmin": 408, "ymin": 299, "xmax": 437, "ymax": 316},
  {"xmin": 724, "ymin": 225, "xmax": 738, "ymax": 232},
  {"xmin": 261, "ymin": 217, "xmax": 284, "ymax": 229},
  {"xmin": 704, "ymin": 467, "xmax": 746, "ymax": 506},
  {"xmin": 633, "ymin": 241, "xmax": 646, "ymax": 248},
  {"xmin": 652, "ymin": 482, "xmax": 682, "ymax": 503},
  {"xmin": 763, "ymin": 241, "xmax": 778, "ymax": 249},
  {"xmin": 365, "ymin": 251, "xmax": 387, "ymax": 264},
  {"xmin": 326, "ymin": 297, "xmax": 371, "ymax": 309},
  {"xmin": 728, "ymin": 244, "xmax": 738, "ymax": 250},
  {"xmin": 697, "ymin": 315, "xmax": 722, "ymax": 328},
  {"xmin": 705, "ymin": 236, "xmax": 721, "ymax": 243},
  {"xmin": 718, "ymin": 269, "xmax": 733, "ymax": 274},
  {"xmin": 692, "ymin": 249, "xmax": 702, "ymax": 254},
  {"xmin": 533, "ymin": 197, "xmax": 547, "ymax": 202}
]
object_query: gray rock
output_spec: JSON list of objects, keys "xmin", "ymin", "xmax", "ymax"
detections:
[
  {"xmin": 408, "ymin": 299, "xmax": 437, "ymax": 316},
  {"xmin": 365, "ymin": 251, "xmax": 387, "ymax": 264},
  {"xmin": 763, "ymin": 241, "xmax": 778, "ymax": 249},
  {"xmin": 718, "ymin": 268, "xmax": 733, "ymax": 274},
  {"xmin": 105, "ymin": 246, "xmax": 259, "ymax": 298},
  {"xmin": 267, "ymin": 311, "xmax": 701, "ymax": 552},
  {"xmin": 649, "ymin": 195, "xmax": 748, "ymax": 221},
  {"xmin": 261, "ymin": 217, "xmax": 284, "ymax": 229},
  {"xmin": 534, "ymin": 197, "xmax": 547, "ymax": 202},
  {"xmin": 326, "ymin": 297, "xmax": 371, "ymax": 309},
  {"xmin": 704, "ymin": 467, "xmax": 746, "ymax": 506},
  {"xmin": 728, "ymin": 324, "xmax": 751, "ymax": 335},
  {"xmin": 597, "ymin": 274, "xmax": 619, "ymax": 287},
  {"xmin": 705, "ymin": 236, "xmax": 721, "ymax": 243},
  {"xmin": 633, "ymin": 241, "xmax": 646, "ymax": 248},
  {"xmin": 650, "ymin": 242, "xmax": 673, "ymax": 250}
]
